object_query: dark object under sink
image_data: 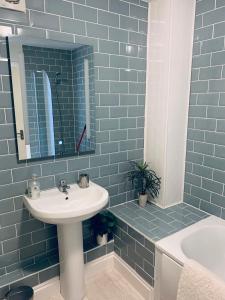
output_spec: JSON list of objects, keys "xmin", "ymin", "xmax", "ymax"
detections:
[{"xmin": 6, "ymin": 286, "xmax": 33, "ymax": 300}]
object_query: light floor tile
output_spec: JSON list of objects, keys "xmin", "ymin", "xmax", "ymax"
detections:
[
  {"xmin": 85, "ymin": 268, "xmax": 144, "ymax": 300},
  {"xmin": 34, "ymin": 267, "xmax": 144, "ymax": 300}
]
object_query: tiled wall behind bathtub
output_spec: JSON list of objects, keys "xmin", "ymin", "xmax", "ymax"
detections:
[
  {"xmin": 0, "ymin": 0, "xmax": 148, "ymax": 276},
  {"xmin": 184, "ymin": 0, "xmax": 225, "ymax": 218}
]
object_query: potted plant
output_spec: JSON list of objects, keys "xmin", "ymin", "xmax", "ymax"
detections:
[
  {"xmin": 92, "ymin": 211, "xmax": 115, "ymax": 246},
  {"xmin": 128, "ymin": 161, "xmax": 161, "ymax": 207}
]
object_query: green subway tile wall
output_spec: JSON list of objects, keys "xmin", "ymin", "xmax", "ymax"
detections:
[
  {"xmin": 184, "ymin": 0, "xmax": 225, "ymax": 217},
  {"xmin": 0, "ymin": 0, "xmax": 148, "ymax": 279}
]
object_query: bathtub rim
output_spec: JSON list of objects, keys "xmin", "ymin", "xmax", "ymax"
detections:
[{"xmin": 155, "ymin": 215, "xmax": 225, "ymax": 266}]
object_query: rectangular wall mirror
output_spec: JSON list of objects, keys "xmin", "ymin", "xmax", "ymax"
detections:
[{"xmin": 8, "ymin": 36, "xmax": 96, "ymax": 161}]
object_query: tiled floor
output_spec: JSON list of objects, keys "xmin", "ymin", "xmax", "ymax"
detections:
[
  {"xmin": 85, "ymin": 268, "xmax": 144, "ymax": 300},
  {"xmin": 34, "ymin": 268, "xmax": 144, "ymax": 300},
  {"xmin": 109, "ymin": 201, "xmax": 209, "ymax": 241}
]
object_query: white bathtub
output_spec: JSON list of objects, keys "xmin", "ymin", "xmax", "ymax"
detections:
[{"xmin": 154, "ymin": 216, "xmax": 225, "ymax": 300}]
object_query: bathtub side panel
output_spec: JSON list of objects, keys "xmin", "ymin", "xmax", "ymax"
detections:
[{"xmin": 155, "ymin": 250, "xmax": 182, "ymax": 300}]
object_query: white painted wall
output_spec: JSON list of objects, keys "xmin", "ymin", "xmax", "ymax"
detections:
[{"xmin": 144, "ymin": 0, "xmax": 196, "ymax": 207}]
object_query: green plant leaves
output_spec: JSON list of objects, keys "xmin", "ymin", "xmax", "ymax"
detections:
[
  {"xmin": 92, "ymin": 211, "xmax": 116, "ymax": 236},
  {"xmin": 127, "ymin": 160, "xmax": 161, "ymax": 197}
]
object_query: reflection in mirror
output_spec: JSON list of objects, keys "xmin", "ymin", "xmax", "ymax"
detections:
[
  {"xmin": 26, "ymin": 69, "xmax": 55, "ymax": 157},
  {"xmin": 8, "ymin": 37, "xmax": 96, "ymax": 161}
]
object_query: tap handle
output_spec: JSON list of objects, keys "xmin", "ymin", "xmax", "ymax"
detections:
[
  {"xmin": 59, "ymin": 179, "xmax": 67, "ymax": 187},
  {"xmin": 59, "ymin": 179, "xmax": 70, "ymax": 189}
]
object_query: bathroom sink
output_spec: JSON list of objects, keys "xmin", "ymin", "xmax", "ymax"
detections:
[
  {"xmin": 23, "ymin": 181, "xmax": 108, "ymax": 224},
  {"xmin": 23, "ymin": 181, "xmax": 109, "ymax": 300}
]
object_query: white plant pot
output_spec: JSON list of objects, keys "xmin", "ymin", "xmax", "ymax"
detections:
[
  {"xmin": 139, "ymin": 194, "xmax": 148, "ymax": 207},
  {"xmin": 97, "ymin": 233, "xmax": 108, "ymax": 246},
  {"xmin": 147, "ymin": 194, "xmax": 152, "ymax": 203}
]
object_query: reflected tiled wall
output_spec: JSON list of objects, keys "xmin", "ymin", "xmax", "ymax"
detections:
[
  {"xmin": 23, "ymin": 45, "xmax": 75, "ymax": 157},
  {"xmin": 184, "ymin": 0, "xmax": 225, "ymax": 218},
  {"xmin": 72, "ymin": 45, "xmax": 95, "ymax": 152},
  {"xmin": 0, "ymin": 0, "xmax": 148, "ymax": 279}
]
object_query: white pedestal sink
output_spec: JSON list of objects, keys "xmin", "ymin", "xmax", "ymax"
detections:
[{"xmin": 24, "ymin": 181, "xmax": 109, "ymax": 300}]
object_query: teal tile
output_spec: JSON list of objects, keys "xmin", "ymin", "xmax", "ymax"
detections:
[
  {"xmin": 73, "ymin": 4, "xmax": 97, "ymax": 22},
  {"xmin": 110, "ymin": 107, "xmax": 127, "ymax": 118},
  {"xmin": 209, "ymin": 79, "xmax": 225, "ymax": 92},
  {"xmin": 101, "ymin": 142, "xmax": 119, "ymax": 154},
  {"xmin": 129, "ymin": 32, "xmax": 147, "ymax": 46},
  {"xmin": 30, "ymin": 11, "xmax": 59, "ymax": 30},
  {"xmin": 86, "ymin": 0, "xmax": 108, "ymax": 10},
  {"xmin": 191, "ymin": 81, "xmax": 208, "ymax": 93},
  {"xmin": 109, "ymin": 0, "xmax": 129, "ymax": 16},
  {"xmin": 195, "ymin": 15, "xmax": 202, "ymax": 29},
  {"xmin": 120, "ymin": 16, "xmax": 138, "ymax": 31},
  {"xmin": 217, "ymin": 120, "xmax": 225, "ymax": 132},
  {"xmin": 61, "ymin": 17, "xmax": 85, "ymax": 35},
  {"xmin": 202, "ymin": 178, "xmax": 223, "ymax": 194},
  {"xmin": 200, "ymin": 200, "xmax": 221, "ymax": 217},
  {"xmin": 215, "ymin": 145, "xmax": 225, "ymax": 158},
  {"xmin": 120, "ymin": 118, "xmax": 136, "ymax": 129},
  {"xmin": 214, "ymin": 21, "xmax": 225, "ymax": 37},
  {"xmin": 187, "ymin": 213, "xmax": 203, "ymax": 222},
  {"xmin": 130, "ymin": 4, "xmax": 148, "ymax": 20},
  {"xmin": 199, "ymin": 68, "xmax": 222, "ymax": 84},
  {"xmin": 169, "ymin": 220, "xmax": 186, "ymax": 231},
  {"xmin": 168, "ymin": 212, "xmax": 193, "ymax": 225},
  {"xmin": 139, "ymin": 20, "xmax": 148, "ymax": 34},
  {"xmin": 194, "ymin": 141, "xmax": 214, "ymax": 155},
  {"xmin": 153, "ymin": 211, "xmax": 174, "ymax": 223},
  {"xmin": 205, "ymin": 131, "xmax": 225, "ymax": 146},
  {"xmin": 109, "ymin": 28, "xmax": 128, "ymax": 43},
  {"xmin": 204, "ymin": 155, "xmax": 225, "ymax": 171},
  {"xmin": 120, "ymin": 69, "xmax": 137, "ymax": 82},
  {"xmin": 98, "ymin": 10, "xmax": 119, "ymax": 27},
  {"xmin": 86, "ymin": 23, "xmax": 108, "ymax": 39},
  {"xmin": 45, "ymin": 0, "xmax": 73, "ymax": 17},
  {"xmin": 187, "ymin": 129, "xmax": 205, "ymax": 142},
  {"xmin": 110, "ymin": 55, "xmax": 128, "ymax": 68},
  {"xmin": 193, "ymin": 164, "xmax": 213, "ymax": 179},
  {"xmin": 99, "ymin": 40, "xmax": 119, "ymax": 55},
  {"xmin": 192, "ymin": 53, "xmax": 211, "ymax": 67},
  {"xmin": 183, "ymin": 205, "xmax": 208, "ymax": 217},
  {"xmin": 100, "ymin": 94, "xmax": 119, "ymax": 106},
  {"xmin": 196, "ymin": 0, "xmax": 215, "ymax": 14},
  {"xmin": 194, "ymin": 27, "xmax": 213, "ymax": 42},
  {"xmin": 110, "ymin": 82, "xmax": 128, "ymax": 93},
  {"xmin": 99, "ymin": 67, "xmax": 119, "ymax": 81},
  {"xmin": 184, "ymin": 193, "xmax": 200, "ymax": 208},
  {"xmin": 100, "ymin": 119, "xmax": 119, "ymax": 131},
  {"xmin": 203, "ymin": 6, "xmax": 225, "ymax": 26},
  {"xmin": 26, "ymin": 0, "xmax": 44, "ymax": 11}
]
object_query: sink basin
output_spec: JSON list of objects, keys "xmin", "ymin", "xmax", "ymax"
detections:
[
  {"xmin": 23, "ymin": 181, "xmax": 109, "ymax": 300},
  {"xmin": 23, "ymin": 181, "xmax": 108, "ymax": 224}
]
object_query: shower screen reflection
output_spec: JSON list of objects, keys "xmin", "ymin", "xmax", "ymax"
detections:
[{"xmin": 8, "ymin": 37, "xmax": 96, "ymax": 160}]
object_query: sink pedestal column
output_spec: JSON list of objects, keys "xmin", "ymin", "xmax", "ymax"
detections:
[{"xmin": 57, "ymin": 222, "xmax": 85, "ymax": 300}]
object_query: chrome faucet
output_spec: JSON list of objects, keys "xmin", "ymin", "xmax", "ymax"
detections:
[{"xmin": 58, "ymin": 179, "xmax": 70, "ymax": 194}]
